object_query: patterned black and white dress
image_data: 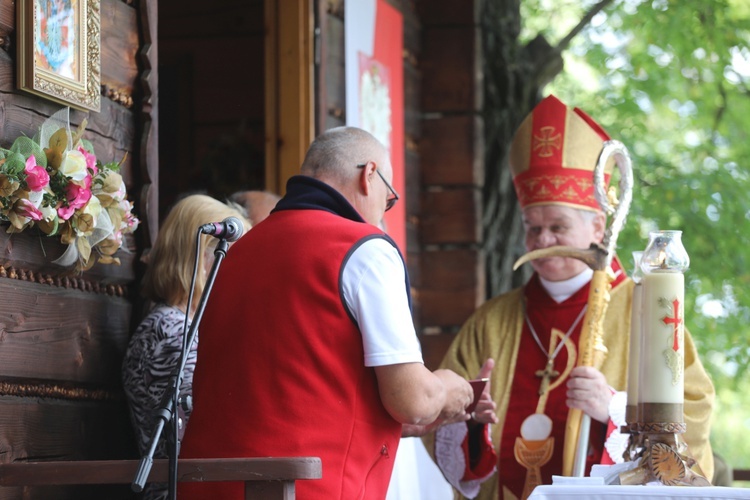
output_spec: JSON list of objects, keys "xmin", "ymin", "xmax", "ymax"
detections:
[{"xmin": 122, "ymin": 304, "xmax": 197, "ymax": 499}]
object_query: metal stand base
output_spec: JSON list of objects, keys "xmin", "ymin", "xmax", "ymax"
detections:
[{"xmin": 619, "ymin": 428, "xmax": 711, "ymax": 486}]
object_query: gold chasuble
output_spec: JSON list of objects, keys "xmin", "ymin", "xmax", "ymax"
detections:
[{"xmin": 426, "ymin": 262, "xmax": 714, "ymax": 500}]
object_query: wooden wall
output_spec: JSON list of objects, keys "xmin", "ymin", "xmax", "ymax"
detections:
[
  {"xmin": 0, "ymin": 1, "xmax": 155, "ymax": 498},
  {"xmin": 415, "ymin": 0, "xmax": 485, "ymax": 368},
  {"xmin": 317, "ymin": 0, "xmax": 484, "ymax": 370}
]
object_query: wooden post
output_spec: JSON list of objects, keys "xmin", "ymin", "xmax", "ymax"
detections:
[{"xmin": 265, "ymin": 0, "xmax": 315, "ymax": 195}]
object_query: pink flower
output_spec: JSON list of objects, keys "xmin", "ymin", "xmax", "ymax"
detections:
[
  {"xmin": 24, "ymin": 156, "xmax": 50, "ymax": 191},
  {"xmin": 69, "ymin": 182, "xmax": 92, "ymax": 208},
  {"xmin": 57, "ymin": 204, "xmax": 76, "ymax": 221},
  {"xmin": 16, "ymin": 198, "xmax": 43, "ymax": 221},
  {"xmin": 78, "ymin": 146, "xmax": 98, "ymax": 175},
  {"xmin": 57, "ymin": 178, "xmax": 93, "ymax": 220}
]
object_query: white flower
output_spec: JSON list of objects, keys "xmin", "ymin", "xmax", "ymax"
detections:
[
  {"xmin": 59, "ymin": 150, "xmax": 88, "ymax": 182},
  {"xmin": 40, "ymin": 204, "xmax": 57, "ymax": 222},
  {"xmin": 28, "ymin": 189, "xmax": 44, "ymax": 209},
  {"xmin": 82, "ymin": 194, "xmax": 102, "ymax": 220}
]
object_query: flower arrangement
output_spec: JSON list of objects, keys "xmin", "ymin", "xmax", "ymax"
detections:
[{"xmin": 0, "ymin": 108, "xmax": 139, "ymax": 270}]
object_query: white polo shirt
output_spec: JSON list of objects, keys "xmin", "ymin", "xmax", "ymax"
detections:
[{"xmin": 340, "ymin": 237, "xmax": 424, "ymax": 367}]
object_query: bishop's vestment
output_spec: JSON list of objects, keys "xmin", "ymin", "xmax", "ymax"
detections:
[{"xmin": 424, "ymin": 262, "xmax": 714, "ymax": 500}]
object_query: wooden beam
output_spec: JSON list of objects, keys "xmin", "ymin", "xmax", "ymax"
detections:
[
  {"xmin": 265, "ymin": 0, "xmax": 315, "ymax": 195},
  {"xmin": 0, "ymin": 457, "xmax": 322, "ymax": 500}
]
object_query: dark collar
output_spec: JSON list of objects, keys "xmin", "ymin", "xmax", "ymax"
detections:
[{"xmin": 273, "ymin": 175, "xmax": 365, "ymax": 223}]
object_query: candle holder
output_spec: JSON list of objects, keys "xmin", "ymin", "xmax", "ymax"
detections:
[
  {"xmin": 620, "ymin": 230, "xmax": 710, "ymax": 486},
  {"xmin": 620, "ymin": 431, "xmax": 710, "ymax": 486}
]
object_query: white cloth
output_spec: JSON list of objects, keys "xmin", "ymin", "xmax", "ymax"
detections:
[
  {"xmin": 528, "ymin": 485, "xmax": 749, "ymax": 500},
  {"xmin": 605, "ymin": 391, "xmax": 629, "ymax": 464},
  {"xmin": 341, "ymin": 237, "xmax": 423, "ymax": 367},
  {"xmin": 539, "ymin": 268, "xmax": 593, "ymax": 303},
  {"xmin": 386, "ymin": 437, "xmax": 454, "ymax": 500},
  {"xmin": 433, "ymin": 421, "xmax": 494, "ymax": 497}
]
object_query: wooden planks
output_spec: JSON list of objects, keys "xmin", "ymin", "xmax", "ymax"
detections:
[
  {"xmin": 0, "ymin": 457, "xmax": 322, "ymax": 485},
  {"xmin": 420, "ymin": 26, "xmax": 480, "ymax": 113},
  {"xmin": 418, "ymin": 249, "xmax": 485, "ymax": 327},
  {"xmin": 0, "ymin": 230, "xmax": 136, "ymax": 285},
  {"xmin": 417, "ymin": 0, "xmax": 485, "ymax": 342},
  {"xmin": 100, "ymin": 0, "xmax": 139, "ymax": 100},
  {"xmin": 420, "ymin": 116, "xmax": 484, "ymax": 186},
  {"xmin": 0, "ymin": 397, "xmax": 135, "ymax": 462},
  {"xmin": 0, "ymin": 397, "xmax": 136, "ymax": 500},
  {"xmin": 0, "ymin": 278, "xmax": 130, "ymax": 386},
  {"xmin": 419, "ymin": 188, "xmax": 481, "ymax": 245},
  {"xmin": 0, "ymin": 457, "xmax": 323, "ymax": 500}
]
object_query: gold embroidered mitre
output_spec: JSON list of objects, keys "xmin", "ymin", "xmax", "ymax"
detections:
[{"xmin": 509, "ymin": 94, "xmax": 616, "ymax": 211}]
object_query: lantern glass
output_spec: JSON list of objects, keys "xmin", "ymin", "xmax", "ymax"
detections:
[{"xmin": 640, "ymin": 230, "xmax": 689, "ymax": 274}]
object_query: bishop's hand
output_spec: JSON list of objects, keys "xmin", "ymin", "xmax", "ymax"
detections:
[
  {"xmin": 565, "ymin": 366, "xmax": 612, "ymax": 423},
  {"xmin": 469, "ymin": 358, "xmax": 499, "ymax": 426}
]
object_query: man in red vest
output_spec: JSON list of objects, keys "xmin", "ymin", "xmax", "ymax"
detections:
[{"xmin": 179, "ymin": 126, "xmax": 474, "ymax": 499}]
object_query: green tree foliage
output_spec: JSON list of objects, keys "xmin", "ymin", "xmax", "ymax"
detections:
[{"xmin": 529, "ymin": 0, "xmax": 750, "ymax": 468}]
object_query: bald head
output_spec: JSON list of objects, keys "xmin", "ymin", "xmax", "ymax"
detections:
[
  {"xmin": 300, "ymin": 127, "xmax": 388, "ymax": 183},
  {"xmin": 230, "ymin": 190, "xmax": 281, "ymax": 226},
  {"xmin": 301, "ymin": 127, "xmax": 392, "ymax": 226}
]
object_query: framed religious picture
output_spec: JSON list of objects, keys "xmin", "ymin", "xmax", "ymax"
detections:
[{"xmin": 17, "ymin": 0, "xmax": 101, "ymax": 112}]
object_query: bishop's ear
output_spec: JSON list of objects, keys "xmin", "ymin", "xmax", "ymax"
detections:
[{"xmin": 593, "ymin": 211, "xmax": 607, "ymax": 241}]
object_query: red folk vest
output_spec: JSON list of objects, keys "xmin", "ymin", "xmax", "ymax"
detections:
[{"xmin": 179, "ymin": 208, "xmax": 402, "ymax": 500}]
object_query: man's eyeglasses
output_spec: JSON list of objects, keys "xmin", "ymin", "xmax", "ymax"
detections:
[{"xmin": 357, "ymin": 163, "xmax": 400, "ymax": 211}]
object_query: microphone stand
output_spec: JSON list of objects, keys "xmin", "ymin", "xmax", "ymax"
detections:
[{"xmin": 131, "ymin": 236, "xmax": 230, "ymax": 498}]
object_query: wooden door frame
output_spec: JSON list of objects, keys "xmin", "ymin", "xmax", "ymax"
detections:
[{"xmin": 265, "ymin": 0, "xmax": 315, "ymax": 195}]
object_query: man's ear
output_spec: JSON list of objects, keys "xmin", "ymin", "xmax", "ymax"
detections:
[{"xmin": 358, "ymin": 161, "xmax": 375, "ymax": 195}]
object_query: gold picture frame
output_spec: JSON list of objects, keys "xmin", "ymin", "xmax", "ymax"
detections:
[{"xmin": 17, "ymin": 0, "xmax": 101, "ymax": 112}]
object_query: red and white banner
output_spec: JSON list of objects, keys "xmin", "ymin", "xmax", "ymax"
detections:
[{"xmin": 345, "ymin": 0, "xmax": 405, "ymax": 254}]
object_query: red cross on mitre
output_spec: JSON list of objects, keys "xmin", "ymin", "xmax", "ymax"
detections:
[
  {"xmin": 532, "ymin": 126, "xmax": 562, "ymax": 158},
  {"xmin": 662, "ymin": 298, "xmax": 683, "ymax": 351}
]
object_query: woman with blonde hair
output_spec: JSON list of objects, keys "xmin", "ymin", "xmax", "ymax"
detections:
[{"xmin": 122, "ymin": 194, "xmax": 249, "ymax": 500}]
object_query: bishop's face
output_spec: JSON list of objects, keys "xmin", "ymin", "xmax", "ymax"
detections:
[{"xmin": 522, "ymin": 204, "xmax": 605, "ymax": 282}]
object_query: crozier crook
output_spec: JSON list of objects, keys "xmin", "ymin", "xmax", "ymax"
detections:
[{"xmin": 513, "ymin": 140, "xmax": 634, "ymax": 477}]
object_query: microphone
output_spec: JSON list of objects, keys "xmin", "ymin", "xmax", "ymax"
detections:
[{"xmin": 199, "ymin": 216, "xmax": 244, "ymax": 242}]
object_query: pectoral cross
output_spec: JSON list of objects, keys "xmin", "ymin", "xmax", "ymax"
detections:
[{"xmin": 535, "ymin": 358, "xmax": 560, "ymax": 397}]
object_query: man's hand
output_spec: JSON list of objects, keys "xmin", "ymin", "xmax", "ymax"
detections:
[
  {"xmin": 375, "ymin": 363, "xmax": 471, "ymax": 426},
  {"xmin": 565, "ymin": 366, "xmax": 612, "ymax": 423},
  {"xmin": 433, "ymin": 369, "xmax": 474, "ymax": 420}
]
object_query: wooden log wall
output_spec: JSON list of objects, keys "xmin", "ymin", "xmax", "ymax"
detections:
[
  {"xmin": 0, "ymin": 0, "xmax": 154, "ymax": 498},
  {"xmin": 416, "ymin": 0, "xmax": 485, "ymax": 368},
  {"xmin": 318, "ymin": 0, "xmax": 484, "ymax": 370}
]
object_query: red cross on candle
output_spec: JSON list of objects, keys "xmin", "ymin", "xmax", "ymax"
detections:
[{"xmin": 662, "ymin": 298, "xmax": 682, "ymax": 351}]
